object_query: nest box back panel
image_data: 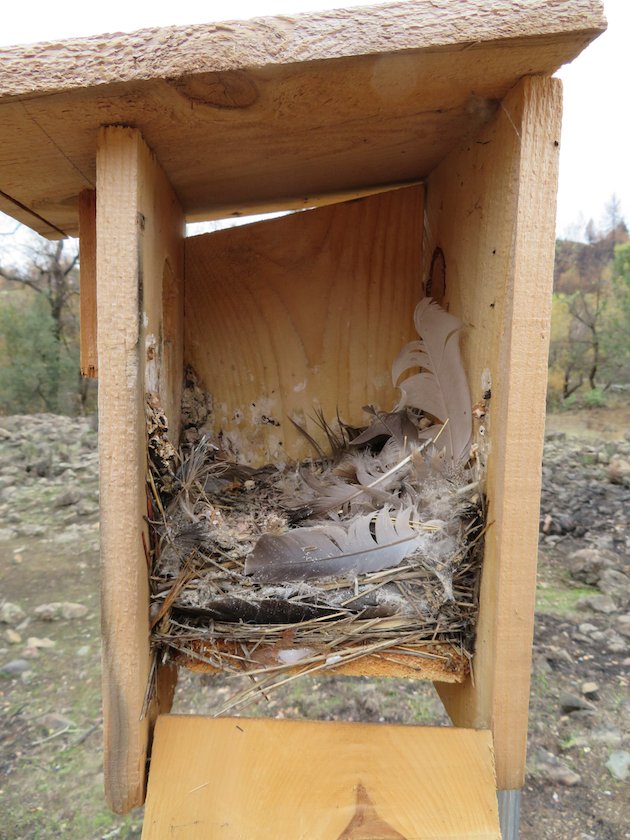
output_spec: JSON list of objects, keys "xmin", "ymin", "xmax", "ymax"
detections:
[{"xmin": 184, "ymin": 185, "xmax": 423, "ymax": 465}]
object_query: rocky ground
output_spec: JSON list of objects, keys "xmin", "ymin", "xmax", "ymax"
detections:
[
  {"xmin": 0, "ymin": 412, "xmax": 629, "ymax": 839},
  {"xmin": 524, "ymin": 428, "xmax": 630, "ymax": 839}
]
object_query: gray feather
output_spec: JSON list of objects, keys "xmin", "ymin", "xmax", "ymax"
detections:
[
  {"xmin": 245, "ymin": 506, "xmax": 427, "ymax": 583},
  {"xmin": 350, "ymin": 408, "xmax": 420, "ymax": 449}
]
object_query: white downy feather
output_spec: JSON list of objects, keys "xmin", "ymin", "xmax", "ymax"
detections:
[{"xmin": 393, "ymin": 297, "xmax": 472, "ymax": 466}]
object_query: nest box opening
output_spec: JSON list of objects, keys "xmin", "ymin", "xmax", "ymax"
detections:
[{"xmin": 143, "ymin": 184, "xmax": 492, "ymax": 713}]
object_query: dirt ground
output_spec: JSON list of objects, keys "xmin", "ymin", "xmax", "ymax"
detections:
[{"xmin": 0, "ymin": 406, "xmax": 629, "ymax": 839}]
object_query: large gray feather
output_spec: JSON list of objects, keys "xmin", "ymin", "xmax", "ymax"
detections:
[{"xmin": 245, "ymin": 506, "xmax": 429, "ymax": 583}]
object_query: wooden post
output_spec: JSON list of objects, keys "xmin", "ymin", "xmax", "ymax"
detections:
[
  {"xmin": 427, "ymin": 75, "xmax": 562, "ymax": 791},
  {"xmin": 96, "ymin": 126, "xmax": 184, "ymax": 813},
  {"xmin": 79, "ymin": 189, "xmax": 97, "ymax": 378}
]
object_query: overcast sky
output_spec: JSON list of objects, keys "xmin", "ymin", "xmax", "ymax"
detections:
[{"xmin": 0, "ymin": 0, "xmax": 627, "ymax": 239}]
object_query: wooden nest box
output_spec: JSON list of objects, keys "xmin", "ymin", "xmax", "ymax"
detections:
[{"xmin": 0, "ymin": 1, "xmax": 604, "ymax": 836}]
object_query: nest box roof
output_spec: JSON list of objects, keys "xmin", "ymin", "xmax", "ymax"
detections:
[{"xmin": 0, "ymin": 0, "xmax": 605, "ymax": 238}]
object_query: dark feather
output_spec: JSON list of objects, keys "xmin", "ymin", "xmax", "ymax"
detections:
[
  {"xmin": 350, "ymin": 408, "xmax": 420, "ymax": 449},
  {"xmin": 171, "ymin": 598, "xmax": 332, "ymax": 624}
]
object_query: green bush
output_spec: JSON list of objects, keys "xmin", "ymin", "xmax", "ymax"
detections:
[
  {"xmin": 0, "ymin": 291, "xmax": 79, "ymax": 414},
  {"xmin": 583, "ymin": 388, "xmax": 607, "ymax": 409}
]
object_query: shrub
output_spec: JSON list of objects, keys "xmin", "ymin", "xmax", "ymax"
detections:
[
  {"xmin": 583, "ymin": 388, "xmax": 607, "ymax": 409},
  {"xmin": 0, "ymin": 291, "xmax": 79, "ymax": 414}
]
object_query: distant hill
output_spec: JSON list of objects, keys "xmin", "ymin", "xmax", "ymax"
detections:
[{"xmin": 554, "ymin": 223, "xmax": 628, "ymax": 294}]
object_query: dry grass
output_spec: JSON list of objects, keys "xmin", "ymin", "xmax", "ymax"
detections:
[{"xmin": 143, "ymin": 400, "xmax": 486, "ymax": 712}]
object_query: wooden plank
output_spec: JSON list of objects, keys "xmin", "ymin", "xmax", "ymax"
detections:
[
  {"xmin": 142, "ymin": 716, "xmax": 500, "ymax": 839},
  {"xmin": 171, "ymin": 640, "xmax": 468, "ymax": 684},
  {"xmin": 184, "ymin": 179, "xmax": 424, "ymax": 224},
  {"xmin": 0, "ymin": 186, "xmax": 68, "ymax": 238},
  {"xmin": 184, "ymin": 186, "xmax": 423, "ymax": 465},
  {"xmin": 78, "ymin": 189, "xmax": 97, "ymax": 378},
  {"xmin": 97, "ymin": 127, "xmax": 148, "ymax": 814},
  {"xmin": 0, "ymin": 0, "xmax": 605, "ymax": 99},
  {"xmin": 97, "ymin": 126, "xmax": 184, "ymax": 814},
  {"xmin": 0, "ymin": 1, "xmax": 604, "ymax": 238},
  {"xmin": 426, "ymin": 76, "xmax": 562, "ymax": 790}
]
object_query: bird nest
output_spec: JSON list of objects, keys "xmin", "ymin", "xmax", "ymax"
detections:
[{"xmin": 145, "ymin": 298, "xmax": 488, "ymax": 713}]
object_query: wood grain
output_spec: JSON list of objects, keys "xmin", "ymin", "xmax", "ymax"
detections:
[
  {"xmin": 78, "ymin": 189, "xmax": 97, "ymax": 378},
  {"xmin": 171, "ymin": 640, "xmax": 468, "ymax": 684},
  {"xmin": 0, "ymin": 0, "xmax": 604, "ymax": 97},
  {"xmin": 142, "ymin": 716, "xmax": 500, "ymax": 839},
  {"xmin": 97, "ymin": 126, "xmax": 184, "ymax": 813},
  {"xmin": 0, "ymin": 1, "xmax": 604, "ymax": 237},
  {"xmin": 337, "ymin": 784, "xmax": 406, "ymax": 839},
  {"xmin": 185, "ymin": 186, "xmax": 424, "ymax": 465},
  {"xmin": 425, "ymin": 76, "xmax": 563, "ymax": 790}
]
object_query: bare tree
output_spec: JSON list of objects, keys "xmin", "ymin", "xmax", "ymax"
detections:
[
  {"xmin": 0, "ymin": 233, "xmax": 83, "ymax": 412},
  {"xmin": 551, "ymin": 198, "xmax": 629, "ymax": 400},
  {"xmin": 566, "ymin": 287, "xmax": 603, "ymax": 391},
  {"xmin": 0, "ymin": 238, "xmax": 79, "ymax": 342}
]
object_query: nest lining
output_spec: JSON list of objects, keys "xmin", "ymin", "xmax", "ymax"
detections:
[{"xmin": 146, "ymin": 402, "xmax": 485, "ymax": 714}]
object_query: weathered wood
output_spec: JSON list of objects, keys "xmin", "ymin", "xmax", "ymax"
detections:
[
  {"xmin": 78, "ymin": 189, "xmax": 97, "ymax": 378},
  {"xmin": 185, "ymin": 186, "xmax": 423, "ymax": 465},
  {"xmin": 0, "ymin": 1, "xmax": 604, "ymax": 237},
  {"xmin": 0, "ymin": 0, "xmax": 604, "ymax": 97},
  {"xmin": 142, "ymin": 716, "xmax": 500, "ymax": 839},
  {"xmin": 428, "ymin": 76, "xmax": 563, "ymax": 790},
  {"xmin": 97, "ymin": 126, "xmax": 184, "ymax": 813},
  {"xmin": 172, "ymin": 640, "xmax": 468, "ymax": 684}
]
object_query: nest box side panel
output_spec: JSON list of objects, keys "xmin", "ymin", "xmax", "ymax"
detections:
[
  {"xmin": 424, "ymin": 76, "xmax": 562, "ymax": 790},
  {"xmin": 184, "ymin": 185, "xmax": 424, "ymax": 466},
  {"xmin": 96, "ymin": 126, "xmax": 184, "ymax": 813}
]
